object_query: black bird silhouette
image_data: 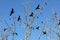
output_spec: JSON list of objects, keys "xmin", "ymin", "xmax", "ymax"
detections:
[
  {"xmin": 15, "ymin": 32, "xmax": 18, "ymax": 35},
  {"xmin": 55, "ymin": 12, "xmax": 57, "ymax": 15},
  {"xmin": 43, "ymin": 31, "xmax": 47, "ymax": 34},
  {"xmin": 45, "ymin": 2, "xmax": 47, "ymax": 5},
  {"xmin": 4, "ymin": 28, "xmax": 7, "ymax": 31},
  {"xmin": 41, "ymin": 21, "xmax": 43, "ymax": 24},
  {"xmin": 30, "ymin": 27, "xmax": 34, "ymax": 30},
  {"xmin": 13, "ymin": 32, "xmax": 18, "ymax": 35},
  {"xmin": 10, "ymin": 8, "xmax": 14, "ymax": 16},
  {"xmin": 58, "ymin": 20, "xmax": 60, "ymax": 25},
  {"xmin": 29, "ymin": 12, "xmax": 33, "ymax": 17},
  {"xmin": 36, "ymin": 26, "xmax": 39, "ymax": 30},
  {"xmin": 35, "ymin": 4, "xmax": 40, "ymax": 10},
  {"xmin": 58, "ymin": 22, "xmax": 60, "ymax": 25},
  {"xmin": 59, "ymin": 20, "xmax": 60, "ymax": 21},
  {"xmin": 17, "ymin": 16, "xmax": 21, "ymax": 21}
]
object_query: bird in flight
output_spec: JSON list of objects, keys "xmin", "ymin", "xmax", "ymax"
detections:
[
  {"xmin": 30, "ymin": 27, "xmax": 34, "ymax": 30},
  {"xmin": 55, "ymin": 12, "xmax": 57, "ymax": 15},
  {"xmin": 4, "ymin": 28, "xmax": 7, "ymax": 31},
  {"xmin": 36, "ymin": 26, "xmax": 39, "ymax": 30},
  {"xmin": 42, "ymin": 27, "xmax": 47, "ymax": 35},
  {"xmin": 17, "ymin": 16, "xmax": 21, "ymax": 21},
  {"xmin": 58, "ymin": 22, "xmax": 60, "ymax": 25},
  {"xmin": 35, "ymin": 4, "xmax": 40, "ymax": 10},
  {"xmin": 10, "ymin": 8, "xmax": 14, "ymax": 16},
  {"xmin": 45, "ymin": 2, "xmax": 47, "ymax": 6},
  {"xmin": 29, "ymin": 12, "xmax": 33, "ymax": 17},
  {"xmin": 58, "ymin": 20, "xmax": 60, "ymax": 25},
  {"xmin": 13, "ymin": 32, "xmax": 18, "ymax": 35},
  {"xmin": 41, "ymin": 21, "xmax": 43, "ymax": 24},
  {"xmin": 43, "ymin": 31, "xmax": 47, "ymax": 34}
]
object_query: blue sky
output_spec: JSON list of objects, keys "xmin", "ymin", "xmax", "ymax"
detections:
[{"xmin": 0, "ymin": 0, "xmax": 60, "ymax": 40}]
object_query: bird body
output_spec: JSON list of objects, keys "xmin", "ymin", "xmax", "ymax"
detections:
[
  {"xmin": 13, "ymin": 32, "xmax": 18, "ymax": 35},
  {"xmin": 36, "ymin": 26, "xmax": 39, "ymax": 30},
  {"xmin": 4, "ymin": 28, "xmax": 7, "ymax": 31},
  {"xmin": 35, "ymin": 5, "xmax": 40, "ymax": 10},
  {"xmin": 30, "ymin": 27, "xmax": 34, "ymax": 30},
  {"xmin": 10, "ymin": 8, "xmax": 14, "ymax": 16},
  {"xmin": 45, "ymin": 2, "xmax": 47, "ymax": 5},
  {"xmin": 43, "ymin": 31, "xmax": 47, "ymax": 34},
  {"xmin": 29, "ymin": 12, "xmax": 33, "ymax": 17},
  {"xmin": 42, "ymin": 27, "xmax": 47, "ymax": 35},
  {"xmin": 41, "ymin": 21, "xmax": 43, "ymax": 24},
  {"xmin": 17, "ymin": 16, "xmax": 21, "ymax": 21},
  {"xmin": 58, "ymin": 22, "xmax": 60, "ymax": 25}
]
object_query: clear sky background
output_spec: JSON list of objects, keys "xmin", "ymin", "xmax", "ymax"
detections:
[{"xmin": 0, "ymin": 0, "xmax": 60, "ymax": 40}]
